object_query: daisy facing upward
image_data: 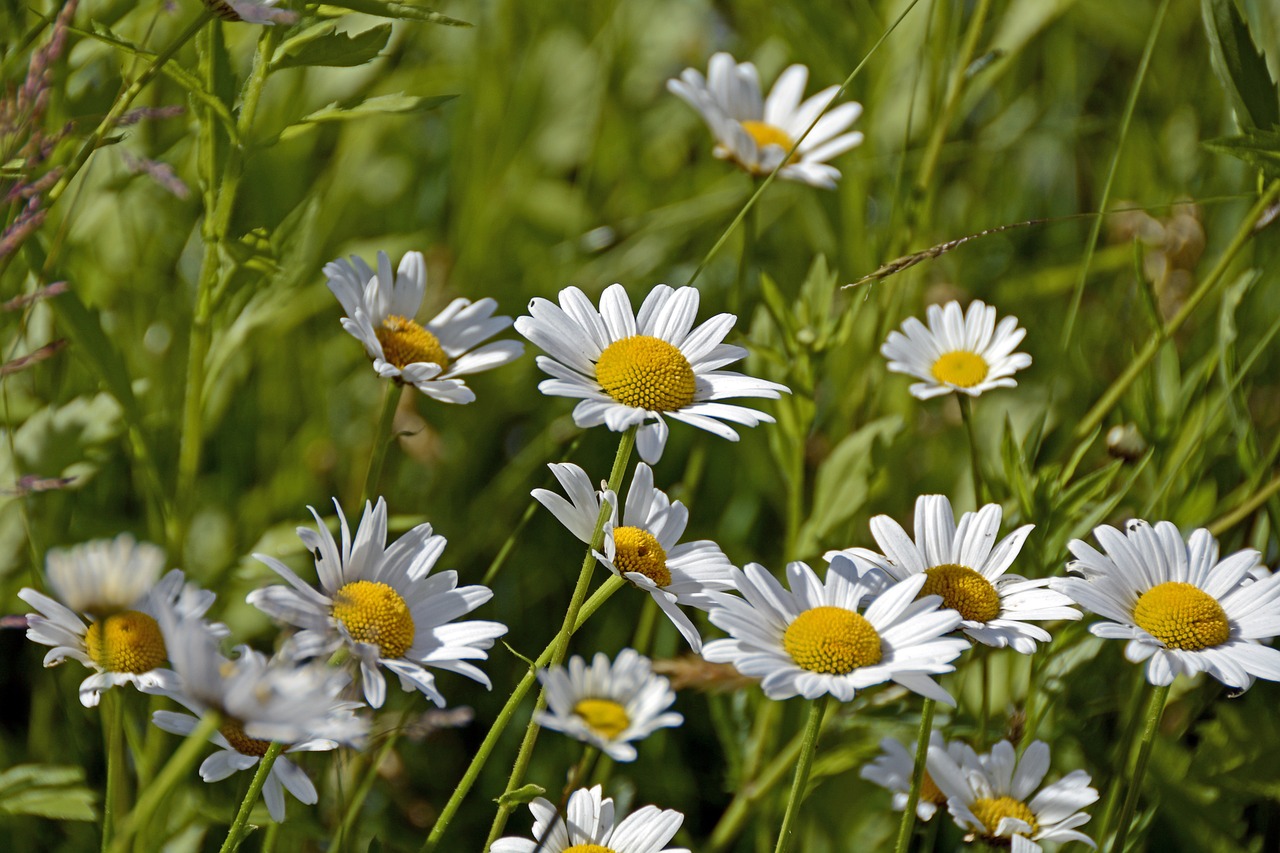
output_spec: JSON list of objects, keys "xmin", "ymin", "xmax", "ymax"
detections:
[{"xmin": 882, "ymin": 300, "xmax": 1031, "ymax": 400}]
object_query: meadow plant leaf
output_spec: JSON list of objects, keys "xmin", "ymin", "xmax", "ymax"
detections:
[
  {"xmin": 1201, "ymin": 0, "xmax": 1279, "ymax": 130},
  {"xmin": 271, "ymin": 23, "xmax": 393, "ymax": 71}
]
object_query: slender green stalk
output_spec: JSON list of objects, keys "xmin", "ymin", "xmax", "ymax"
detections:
[
  {"xmin": 957, "ymin": 396, "xmax": 985, "ymax": 505},
  {"xmin": 1096, "ymin": 678, "xmax": 1149, "ymax": 843},
  {"xmin": 101, "ymin": 692, "xmax": 126, "ymax": 853},
  {"xmin": 1108, "ymin": 684, "xmax": 1170, "ymax": 853},
  {"xmin": 562, "ymin": 745, "xmax": 600, "ymax": 800},
  {"xmin": 774, "ymin": 697, "xmax": 829, "ymax": 853},
  {"xmin": 731, "ymin": 195, "xmax": 757, "ymax": 315},
  {"xmin": 1209, "ymin": 470, "xmax": 1280, "ymax": 536},
  {"xmin": 741, "ymin": 700, "xmax": 782, "ymax": 783},
  {"xmin": 360, "ymin": 383, "xmax": 405, "ymax": 505},
  {"xmin": 978, "ymin": 647, "xmax": 991, "ymax": 749},
  {"xmin": 894, "ymin": 698, "xmax": 937, "ymax": 853},
  {"xmin": 707, "ymin": 725, "xmax": 806, "ymax": 852},
  {"xmin": 629, "ymin": 595, "xmax": 659, "ymax": 655},
  {"xmin": 335, "ymin": 706, "xmax": 414, "ymax": 852},
  {"xmin": 218, "ymin": 741, "xmax": 285, "ymax": 853}
]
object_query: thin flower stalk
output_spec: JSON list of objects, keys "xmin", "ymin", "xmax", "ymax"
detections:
[
  {"xmin": 218, "ymin": 741, "xmax": 285, "ymax": 853},
  {"xmin": 893, "ymin": 698, "xmax": 937, "ymax": 853},
  {"xmin": 774, "ymin": 696, "xmax": 829, "ymax": 853},
  {"xmin": 1109, "ymin": 683, "xmax": 1170, "ymax": 853},
  {"xmin": 361, "ymin": 383, "xmax": 404, "ymax": 505}
]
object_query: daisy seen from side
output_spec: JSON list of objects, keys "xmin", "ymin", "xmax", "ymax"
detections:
[
  {"xmin": 882, "ymin": 300, "xmax": 1032, "ymax": 400},
  {"xmin": 491, "ymin": 784, "xmax": 689, "ymax": 853}
]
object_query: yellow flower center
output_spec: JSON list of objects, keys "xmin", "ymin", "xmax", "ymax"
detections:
[
  {"xmin": 376, "ymin": 315, "xmax": 449, "ymax": 370},
  {"xmin": 83, "ymin": 611, "xmax": 167, "ymax": 674},
  {"xmin": 595, "ymin": 335, "xmax": 696, "ymax": 411},
  {"xmin": 969, "ymin": 795, "xmax": 1039, "ymax": 839},
  {"xmin": 1132, "ymin": 581, "xmax": 1231, "ymax": 651},
  {"xmin": 783, "ymin": 605, "xmax": 882, "ymax": 674},
  {"xmin": 920, "ymin": 771, "xmax": 947, "ymax": 806},
  {"xmin": 572, "ymin": 698, "xmax": 631, "ymax": 740},
  {"xmin": 931, "ymin": 351, "xmax": 989, "ymax": 388},
  {"xmin": 564, "ymin": 846, "xmax": 615, "ymax": 853},
  {"xmin": 611, "ymin": 526, "xmax": 671, "ymax": 587},
  {"xmin": 220, "ymin": 718, "xmax": 274, "ymax": 757},
  {"xmin": 920, "ymin": 564, "xmax": 1001, "ymax": 623},
  {"xmin": 332, "ymin": 580, "xmax": 415, "ymax": 659},
  {"xmin": 740, "ymin": 120, "xmax": 799, "ymax": 169}
]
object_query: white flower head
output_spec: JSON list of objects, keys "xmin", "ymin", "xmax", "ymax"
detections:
[
  {"xmin": 668, "ymin": 52, "xmax": 864, "ymax": 189},
  {"xmin": 928, "ymin": 739, "xmax": 1099, "ymax": 853},
  {"xmin": 532, "ymin": 461, "xmax": 735, "ymax": 650},
  {"xmin": 702, "ymin": 561, "xmax": 969, "ymax": 704},
  {"xmin": 534, "ymin": 649, "xmax": 682, "ymax": 762},
  {"xmin": 860, "ymin": 732, "xmax": 968, "ymax": 821},
  {"xmin": 1052, "ymin": 519, "xmax": 1280, "ymax": 689},
  {"xmin": 491, "ymin": 784, "xmax": 690, "ymax": 853},
  {"xmin": 882, "ymin": 300, "xmax": 1032, "ymax": 399},
  {"xmin": 829, "ymin": 495, "xmax": 1080, "ymax": 654},
  {"xmin": 325, "ymin": 250, "xmax": 524, "ymax": 403},
  {"xmin": 516, "ymin": 283, "xmax": 788, "ymax": 463},
  {"xmin": 248, "ymin": 497, "xmax": 508, "ymax": 708}
]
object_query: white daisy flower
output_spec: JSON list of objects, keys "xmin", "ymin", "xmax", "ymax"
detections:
[
  {"xmin": 881, "ymin": 300, "xmax": 1032, "ymax": 399},
  {"xmin": 532, "ymin": 461, "xmax": 735, "ymax": 650},
  {"xmin": 927, "ymin": 739, "xmax": 1098, "ymax": 853},
  {"xmin": 860, "ymin": 732, "xmax": 969, "ymax": 821},
  {"xmin": 325, "ymin": 250, "xmax": 525, "ymax": 403},
  {"xmin": 829, "ymin": 495, "xmax": 1080, "ymax": 655},
  {"xmin": 248, "ymin": 497, "xmax": 507, "ymax": 708},
  {"xmin": 667, "ymin": 52, "xmax": 864, "ymax": 189},
  {"xmin": 516, "ymin": 283, "xmax": 788, "ymax": 464},
  {"xmin": 702, "ymin": 561, "xmax": 969, "ymax": 704},
  {"xmin": 1052, "ymin": 520, "xmax": 1280, "ymax": 689},
  {"xmin": 534, "ymin": 649, "xmax": 682, "ymax": 762},
  {"xmin": 18, "ymin": 535, "xmax": 223, "ymax": 707},
  {"xmin": 491, "ymin": 784, "xmax": 689, "ymax": 853}
]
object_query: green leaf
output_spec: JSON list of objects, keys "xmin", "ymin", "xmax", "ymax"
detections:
[
  {"xmin": 1204, "ymin": 128, "xmax": 1280, "ymax": 176},
  {"xmin": 758, "ymin": 272, "xmax": 797, "ymax": 355},
  {"xmin": 318, "ymin": 0, "xmax": 470, "ymax": 25},
  {"xmin": 271, "ymin": 23, "xmax": 393, "ymax": 71},
  {"xmin": 495, "ymin": 784, "xmax": 545, "ymax": 807},
  {"xmin": 0, "ymin": 765, "xmax": 97, "ymax": 821},
  {"xmin": 278, "ymin": 93, "xmax": 456, "ymax": 141},
  {"xmin": 800, "ymin": 416, "xmax": 904, "ymax": 550},
  {"xmin": 1201, "ymin": 0, "xmax": 1280, "ymax": 130}
]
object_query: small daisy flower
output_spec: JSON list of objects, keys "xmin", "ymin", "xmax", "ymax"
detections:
[
  {"xmin": 532, "ymin": 461, "xmax": 735, "ymax": 650},
  {"xmin": 248, "ymin": 497, "xmax": 507, "ymax": 708},
  {"xmin": 668, "ymin": 52, "xmax": 864, "ymax": 189},
  {"xmin": 491, "ymin": 784, "xmax": 689, "ymax": 853},
  {"xmin": 534, "ymin": 649, "xmax": 682, "ymax": 762},
  {"xmin": 1052, "ymin": 520, "xmax": 1280, "ymax": 689},
  {"xmin": 702, "ymin": 561, "xmax": 969, "ymax": 703},
  {"xmin": 860, "ymin": 732, "xmax": 969, "ymax": 821},
  {"xmin": 325, "ymin": 250, "xmax": 524, "ymax": 403},
  {"xmin": 882, "ymin": 300, "xmax": 1032, "ymax": 400},
  {"xmin": 829, "ymin": 495, "xmax": 1080, "ymax": 654},
  {"xmin": 516, "ymin": 283, "xmax": 788, "ymax": 463},
  {"xmin": 928, "ymin": 739, "xmax": 1098, "ymax": 852}
]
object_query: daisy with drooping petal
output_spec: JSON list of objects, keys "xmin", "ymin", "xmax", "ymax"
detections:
[
  {"xmin": 535, "ymin": 649, "xmax": 682, "ymax": 762},
  {"xmin": 882, "ymin": 300, "xmax": 1032, "ymax": 400},
  {"xmin": 829, "ymin": 495, "xmax": 1080, "ymax": 654},
  {"xmin": 928, "ymin": 739, "xmax": 1098, "ymax": 853},
  {"xmin": 702, "ymin": 561, "xmax": 969, "ymax": 703},
  {"xmin": 533, "ymin": 461, "xmax": 735, "ymax": 650},
  {"xmin": 516, "ymin": 283, "xmax": 788, "ymax": 463},
  {"xmin": 491, "ymin": 784, "xmax": 689, "ymax": 853},
  {"xmin": 861, "ymin": 732, "xmax": 969, "ymax": 821},
  {"xmin": 668, "ymin": 53, "xmax": 864, "ymax": 189},
  {"xmin": 325, "ymin": 250, "xmax": 524, "ymax": 403},
  {"xmin": 1052, "ymin": 520, "xmax": 1280, "ymax": 689},
  {"xmin": 248, "ymin": 497, "xmax": 507, "ymax": 708}
]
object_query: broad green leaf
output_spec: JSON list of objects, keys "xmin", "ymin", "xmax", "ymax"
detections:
[
  {"xmin": 800, "ymin": 415, "xmax": 904, "ymax": 549},
  {"xmin": 0, "ymin": 765, "xmax": 96, "ymax": 821},
  {"xmin": 317, "ymin": 0, "xmax": 470, "ymax": 25},
  {"xmin": 271, "ymin": 23, "xmax": 393, "ymax": 71},
  {"xmin": 1204, "ymin": 129, "xmax": 1280, "ymax": 175},
  {"xmin": 1201, "ymin": 0, "xmax": 1280, "ymax": 130}
]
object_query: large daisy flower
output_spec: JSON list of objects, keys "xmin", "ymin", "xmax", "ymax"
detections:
[
  {"xmin": 491, "ymin": 784, "xmax": 689, "ymax": 853},
  {"xmin": 860, "ymin": 732, "xmax": 969, "ymax": 821},
  {"xmin": 702, "ymin": 561, "xmax": 969, "ymax": 703},
  {"xmin": 829, "ymin": 495, "xmax": 1080, "ymax": 654},
  {"xmin": 534, "ymin": 649, "xmax": 682, "ymax": 762},
  {"xmin": 516, "ymin": 283, "xmax": 788, "ymax": 463},
  {"xmin": 882, "ymin": 300, "xmax": 1032, "ymax": 399},
  {"xmin": 248, "ymin": 497, "xmax": 507, "ymax": 708},
  {"xmin": 325, "ymin": 250, "xmax": 524, "ymax": 403},
  {"xmin": 1052, "ymin": 520, "xmax": 1280, "ymax": 689},
  {"xmin": 667, "ymin": 52, "xmax": 864, "ymax": 189},
  {"xmin": 927, "ymin": 739, "xmax": 1098, "ymax": 853}
]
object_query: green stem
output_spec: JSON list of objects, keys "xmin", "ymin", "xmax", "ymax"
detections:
[
  {"xmin": 741, "ymin": 699, "xmax": 782, "ymax": 783},
  {"xmin": 336, "ymin": 707, "xmax": 413, "ymax": 852},
  {"xmin": 957, "ymin": 396, "xmax": 985, "ymax": 505},
  {"xmin": 706, "ymin": 725, "xmax": 806, "ymax": 852},
  {"xmin": 773, "ymin": 697, "xmax": 829, "ymax": 853},
  {"xmin": 361, "ymin": 383, "xmax": 405, "ymax": 505},
  {"xmin": 894, "ymin": 698, "xmax": 937, "ymax": 853},
  {"xmin": 1097, "ymin": 677, "xmax": 1148, "ymax": 842},
  {"xmin": 979, "ymin": 647, "xmax": 991, "ymax": 749},
  {"xmin": 731, "ymin": 194, "xmax": 757, "ymax": 315},
  {"xmin": 562, "ymin": 746, "xmax": 600, "ymax": 800},
  {"xmin": 101, "ymin": 692, "xmax": 126, "ymax": 853},
  {"xmin": 218, "ymin": 741, "xmax": 285, "ymax": 853},
  {"xmin": 1108, "ymin": 683, "xmax": 1170, "ymax": 853},
  {"xmin": 629, "ymin": 595, "xmax": 659, "ymax": 655},
  {"xmin": 1209, "ymin": 469, "xmax": 1280, "ymax": 536}
]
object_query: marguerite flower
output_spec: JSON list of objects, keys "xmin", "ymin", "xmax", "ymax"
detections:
[
  {"xmin": 532, "ymin": 461, "xmax": 735, "ymax": 649},
  {"xmin": 1052, "ymin": 520, "xmax": 1280, "ymax": 689},
  {"xmin": 829, "ymin": 495, "xmax": 1080, "ymax": 654},
  {"xmin": 927, "ymin": 739, "xmax": 1098, "ymax": 852},
  {"xmin": 668, "ymin": 53, "xmax": 864, "ymax": 189},
  {"xmin": 491, "ymin": 784, "xmax": 689, "ymax": 853},
  {"xmin": 882, "ymin": 300, "xmax": 1031, "ymax": 399},
  {"xmin": 516, "ymin": 283, "xmax": 788, "ymax": 463},
  {"xmin": 535, "ymin": 649, "xmax": 681, "ymax": 762},
  {"xmin": 248, "ymin": 497, "xmax": 507, "ymax": 708},
  {"xmin": 325, "ymin": 250, "xmax": 524, "ymax": 403},
  {"xmin": 861, "ymin": 732, "xmax": 969, "ymax": 821},
  {"xmin": 702, "ymin": 561, "xmax": 969, "ymax": 703}
]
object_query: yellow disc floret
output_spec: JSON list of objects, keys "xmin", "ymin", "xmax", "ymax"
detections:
[
  {"xmin": 931, "ymin": 351, "xmax": 989, "ymax": 388},
  {"xmin": 740, "ymin": 120, "xmax": 799, "ymax": 170},
  {"xmin": 1132, "ymin": 581, "xmax": 1231, "ymax": 651},
  {"xmin": 376, "ymin": 315, "xmax": 449, "ymax": 370},
  {"xmin": 220, "ymin": 718, "xmax": 274, "ymax": 757},
  {"xmin": 332, "ymin": 580, "xmax": 416, "ymax": 659},
  {"xmin": 573, "ymin": 698, "xmax": 631, "ymax": 740},
  {"xmin": 920, "ymin": 564, "xmax": 1001, "ymax": 623},
  {"xmin": 611, "ymin": 526, "xmax": 671, "ymax": 587},
  {"xmin": 783, "ymin": 606, "xmax": 882, "ymax": 674},
  {"xmin": 84, "ymin": 611, "xmax": 167, "ymax": 674},
  {"xmin": 969, "ymin": 795, "xmax": 1039, "ymax": 839},
  {"xmin": 595, "ymin": 335, "xmax": 696, "ymax": 411},
  {"xmin": 563, "ymin": 846, "xmax": 615, "ymax": 853},
  {"xmin": 921, "ymin": 771, "xmax": 947, "ymax": 806}
]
